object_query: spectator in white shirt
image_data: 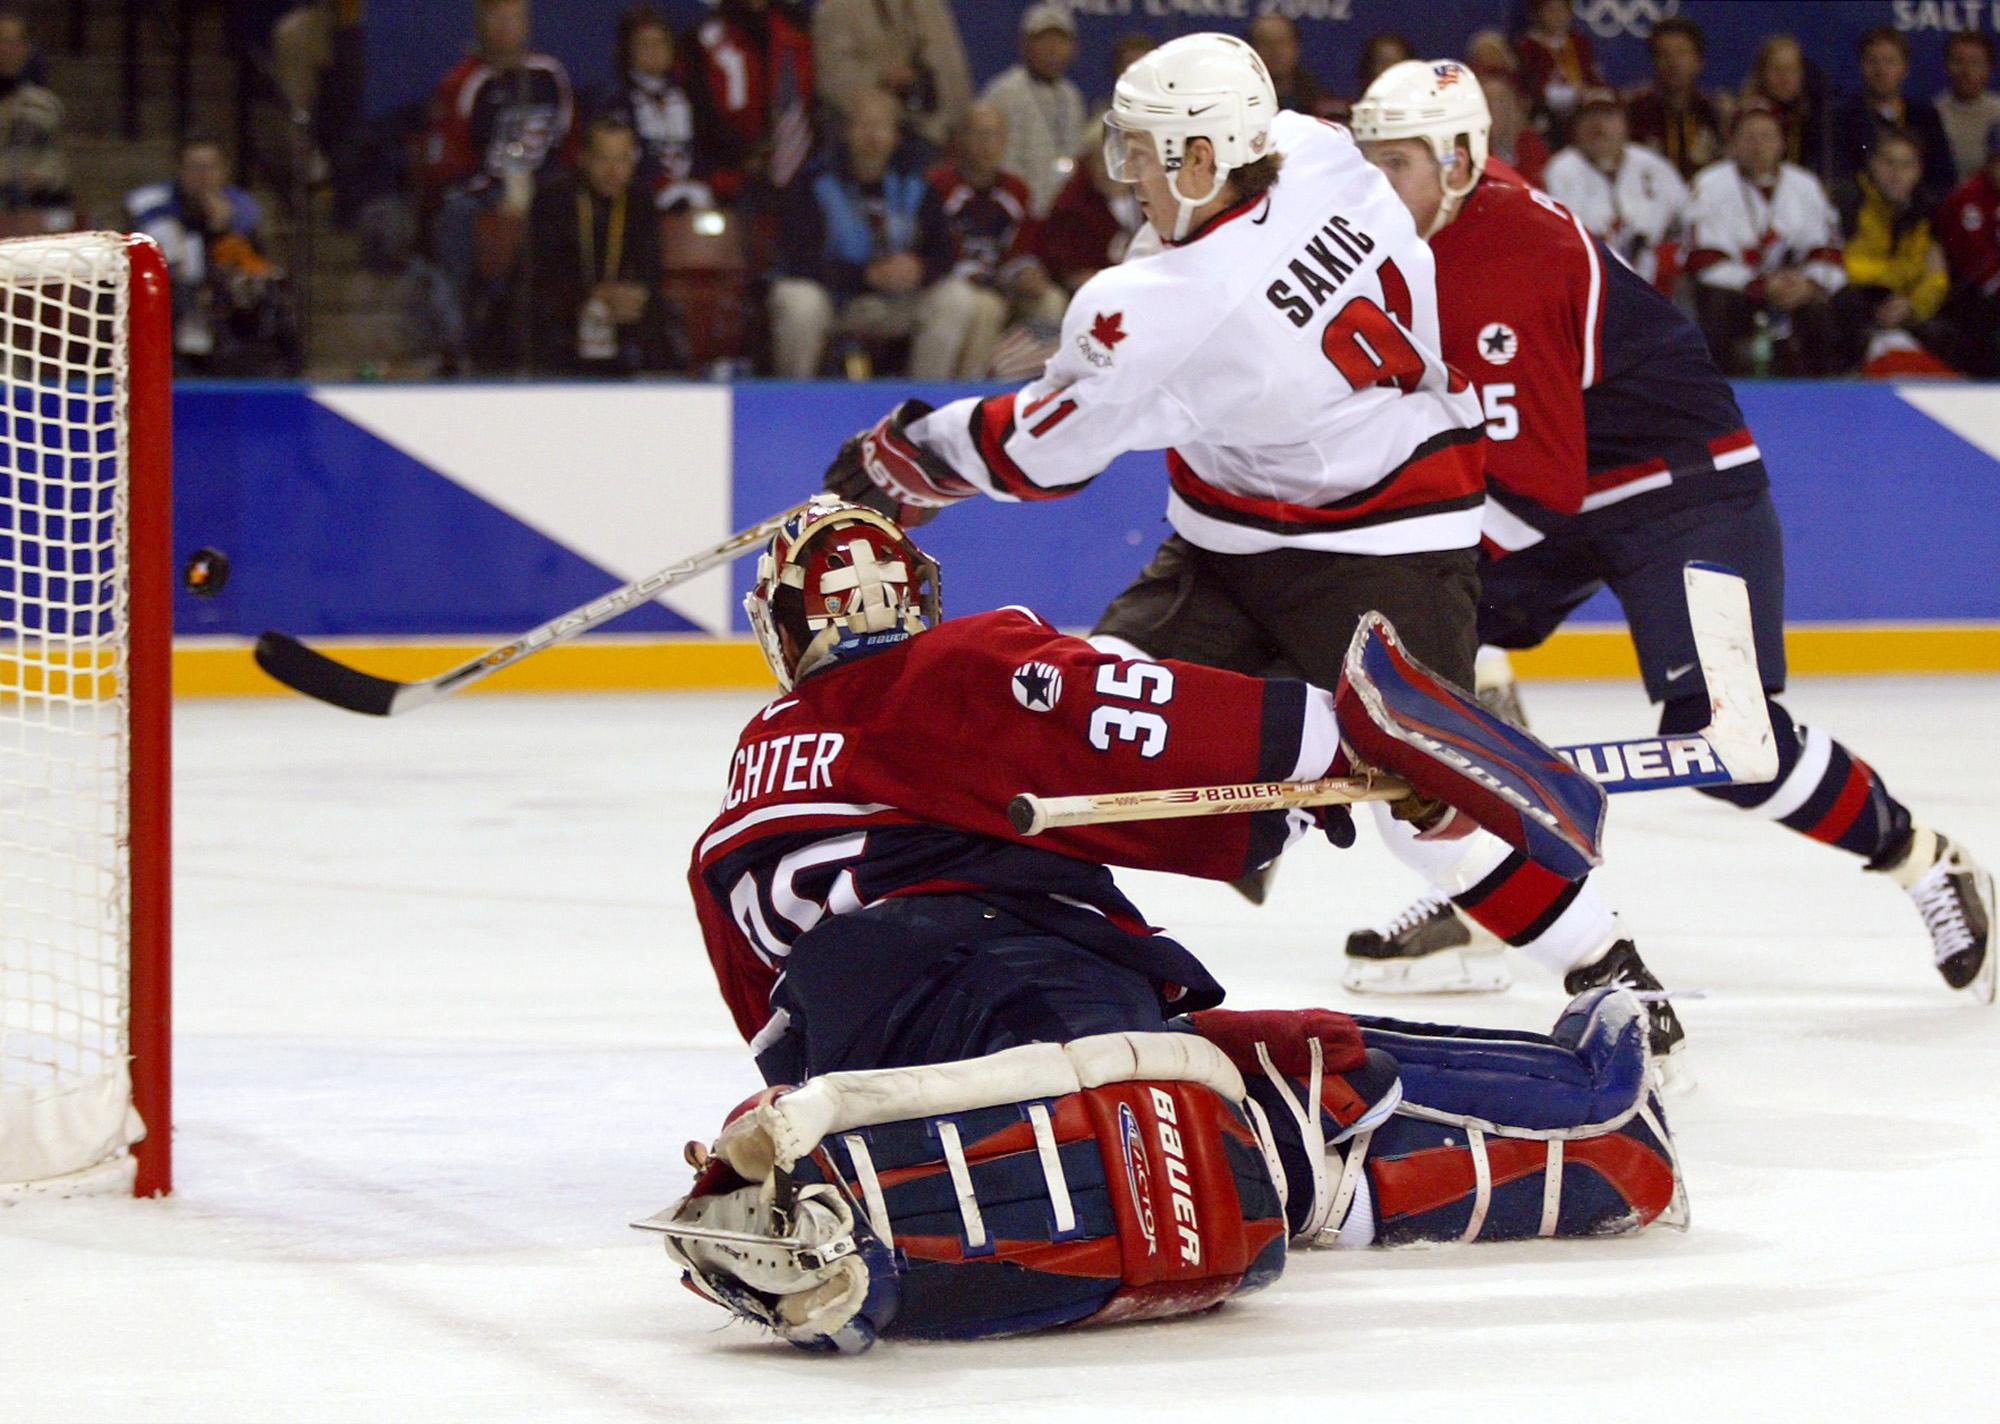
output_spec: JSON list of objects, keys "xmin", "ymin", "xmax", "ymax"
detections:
[
  {"xmin": 1687, "ymin": 101, "xmax": 1850, "ymax": 375},
  {"xmin": 1543, "ymin": 88, "xmax": 1689, "ymax": 290},
  {"xmin": 1938, "ymin": 31, "xmax": 2000, "ymax": 184},
  {"xmin": 978, "ymin": 3, "xmax": 1085, "ymax": 220}
]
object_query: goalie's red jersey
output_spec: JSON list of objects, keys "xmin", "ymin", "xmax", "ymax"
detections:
[{"xmin": 689, "ymin": 608, "xmax": 1340, "ymax": 1041}]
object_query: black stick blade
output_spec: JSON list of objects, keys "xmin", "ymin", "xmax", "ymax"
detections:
[{"xmin": 254, "ymin": 632, "xmax": 405, "ymax": 716}]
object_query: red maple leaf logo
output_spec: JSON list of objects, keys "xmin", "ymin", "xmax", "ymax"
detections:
[{"xmin": 1091, "ymin": 312, "xmax": 1128, "ymax": 349}]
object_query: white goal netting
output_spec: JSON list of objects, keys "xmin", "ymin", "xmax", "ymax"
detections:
[{"xmin": 0, "ymin": 234, "xmax": 142, "ymax": 1190}]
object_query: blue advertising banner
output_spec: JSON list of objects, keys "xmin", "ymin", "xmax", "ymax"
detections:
[{"xmin": 163, "ymin": 379, "xmax": 2000, "ymax": 649}]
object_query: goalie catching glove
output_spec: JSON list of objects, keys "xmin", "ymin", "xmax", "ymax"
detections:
[{"xmin": 822, "ymin": 400, "xmax": 976, "ymax": 527}]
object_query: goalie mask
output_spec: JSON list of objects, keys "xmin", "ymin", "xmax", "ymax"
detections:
[{"xmin": 746, "ymin": 499, "xmax": 941, "ymax": 692}]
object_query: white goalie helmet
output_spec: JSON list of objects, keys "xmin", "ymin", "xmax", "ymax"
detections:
[
  {"xmin": 1349, "ymin": 59, "xmax": 1491, "ymax": 235},
  {"xmin": 1104, "ymin": 31, "xmax": 1278, "ymax": 241}
]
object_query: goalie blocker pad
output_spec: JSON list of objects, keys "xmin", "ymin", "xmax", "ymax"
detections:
[
  {"xmin": 656, "ymin": 1033, "xmax": 1288, "ymax": 1350},
  {"xmin": 1338, "ymin": 612, "xmax": 1607, "ymax": 880}
]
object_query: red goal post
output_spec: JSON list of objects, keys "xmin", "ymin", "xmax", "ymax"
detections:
[{"xmin": 0, "ymin": 232, "xmax": 172, "ymax": 1197}]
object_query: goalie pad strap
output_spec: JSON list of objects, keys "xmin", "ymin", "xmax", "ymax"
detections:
[{"xmin": 1185, "ymin": 1007, "xmax": 1403, "ymax": 1244}]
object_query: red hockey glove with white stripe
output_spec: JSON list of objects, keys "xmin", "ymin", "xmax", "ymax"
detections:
[{"xmin": 823, "ymin": 400, "xmax": 976, "ymax": 527}]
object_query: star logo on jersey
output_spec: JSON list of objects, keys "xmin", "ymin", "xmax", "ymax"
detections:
[
  {"xmin": 1477, "ymin": 322, "xmax": 1520, "ymax": 366},
  {"xmin": 1012, "ymin": 661, "xmax": 1063, "ymax": 713}
]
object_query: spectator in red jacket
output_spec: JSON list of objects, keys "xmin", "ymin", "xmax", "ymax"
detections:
[
  {"xmin": 1026, "ymin": 119, "xmax": 1144, "ymax": 295},
  {"xmin": 688, "ymin": 0, "xmax": 815, "ymax": 200},
  {"xmin": 424, "ymin": 0, "xmax": 577, "ymax": 303},
  {"xmin": 1512, "ymin": 0, "xmax": 1603, "ymax": 144},
  {"xmin": 1937, "ymin": 123, "xmax": 2000, "ymax": 376}
]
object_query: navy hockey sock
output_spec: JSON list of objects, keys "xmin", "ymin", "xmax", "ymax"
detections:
[{"xmin": 1661, "ymin": 696, "xmax": 1912, "ymax": 861}]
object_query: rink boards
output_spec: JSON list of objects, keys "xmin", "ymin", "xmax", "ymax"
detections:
[{"xmin": 163, "ymin": 379, "xmax": 2000, "ymax": 695}]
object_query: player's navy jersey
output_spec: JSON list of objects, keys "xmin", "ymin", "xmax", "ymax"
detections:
[
  {"xmin": 1431, "ymin": 164, "xmax": 1767, "ymax": 553},
  {"xmin": 909, "ymin": 111, "xmax": 1487, "ymax": 559},
  {"xmin": 689, "ymin": 608, "xmax": 1340, "ymax": 1043}
]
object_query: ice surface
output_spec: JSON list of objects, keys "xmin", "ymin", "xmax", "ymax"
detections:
[{"xmin": 6, "ymin": 677, "xmax": 1998, "ymax": 1422}]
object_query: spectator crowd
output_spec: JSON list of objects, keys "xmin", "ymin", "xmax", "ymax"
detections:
[{"xmin": 0, "ymin": 1, "xmax": 1996, "ymax": 382}]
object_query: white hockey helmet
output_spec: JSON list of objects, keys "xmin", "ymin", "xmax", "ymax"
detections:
[
  {"xmin": 1349, "ymin": 59, "xmax": 1491, "ymax": 235},
  {"xmin": 745, "ymin": 497, "xmax": 940, "ymax": 691},
  {"xmin": 1104, "ymin": 31, "xmax": 1278, "ymax": 241}
]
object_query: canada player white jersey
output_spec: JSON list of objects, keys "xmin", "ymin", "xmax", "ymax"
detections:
[
  {"xmin": 1541, "ymin": 143, "xmax": 1689, "ymax": 286},
  {"xmin": 909, "ymin": 111, "xmax": 1487, "ymax": 556}
]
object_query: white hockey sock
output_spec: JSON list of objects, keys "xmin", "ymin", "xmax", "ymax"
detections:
[{"xmin": 1509, "ymin": 880, "xmax": 1619, "ymax": 977}]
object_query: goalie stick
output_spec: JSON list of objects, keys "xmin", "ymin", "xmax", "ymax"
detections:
[
  {"xmin": 254, "ymin": 501, "xmax": 814, "ymax": 716},
  {"xmin": 1010, "ymin": 566, "xmax": 1778, "ymax": 857}
]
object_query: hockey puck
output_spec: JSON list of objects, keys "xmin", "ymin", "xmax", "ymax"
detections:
[{"xmin": 184, "ymin": 546, "xmax": 231, "ymax": 597}]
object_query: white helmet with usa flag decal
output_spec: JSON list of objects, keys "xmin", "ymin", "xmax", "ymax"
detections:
[
  {"xmin": 1349, "ymin": 59, "xmax": 1490, "ymax": 235},
  {"xmin": 746, "ymin": 497, "xmax": 941, "ymax": 692},
  {"xmin": 1104, "ymin": 31, "xmax": 1278, "ymax": 241}
]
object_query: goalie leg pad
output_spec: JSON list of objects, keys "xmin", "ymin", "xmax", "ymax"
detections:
[
  {"xmin": 1353, "ymin": 988, "xmax": 1684, "ymax": 1244},
  {"xmin": 655, "ymin": 1032, "xmax": 1288, "ymax": 1350}
]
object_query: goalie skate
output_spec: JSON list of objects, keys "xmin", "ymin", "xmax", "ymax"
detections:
[{"xmin": 1341, "ymin": 891, "xmax": 1512, "ymax": 995}]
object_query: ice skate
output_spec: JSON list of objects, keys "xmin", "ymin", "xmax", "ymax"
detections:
[
  {"xmin": 1874, "ymin": 827, "xmax": 1996, "ymax": 1004},
  {"xmin": 1342, "ymin": 889, "xmax": 1512, "ymax": 994},
  {"xmin": 1564, "ymin": 937, "xmax": 1688, "ymax": 1079}
]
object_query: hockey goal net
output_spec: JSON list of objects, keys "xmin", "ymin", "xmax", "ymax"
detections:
[{"xmin": 0, "ymin": 232, "xmax": 171, "ymax": 1197}]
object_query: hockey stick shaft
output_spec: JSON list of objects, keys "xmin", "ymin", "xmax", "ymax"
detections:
[
  {"xmin": 1008, "ymin": 730, "xmax": 1747, "ymax": 836},
  {"xmin": 255, "ymin": 500, "xmax": 813, "ymax": 716}
]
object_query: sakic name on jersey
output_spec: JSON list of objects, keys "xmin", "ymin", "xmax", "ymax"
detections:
[{"xmin": 1264, "ymin": 212, "xmax": 1380, "ymax": 326}]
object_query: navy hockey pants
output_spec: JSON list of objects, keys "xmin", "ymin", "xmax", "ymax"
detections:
[
  {"xmin": 1479, "ymin": 485, "xmax": 1789, "ymax": 704},
  {"xmin": 756, "ymin": 897, "xmax": 1168, "ymax": 1085}
]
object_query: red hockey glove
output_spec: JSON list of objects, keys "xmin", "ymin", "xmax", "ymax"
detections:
[{"xmin": 822, "ymin": 399, "xmax": 975, "ymax": 527}]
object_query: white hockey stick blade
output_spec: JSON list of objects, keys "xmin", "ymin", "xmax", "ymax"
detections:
[{"xmin": 1685, "ymin": 563, "xmax": 1779, "ymax": 784}]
